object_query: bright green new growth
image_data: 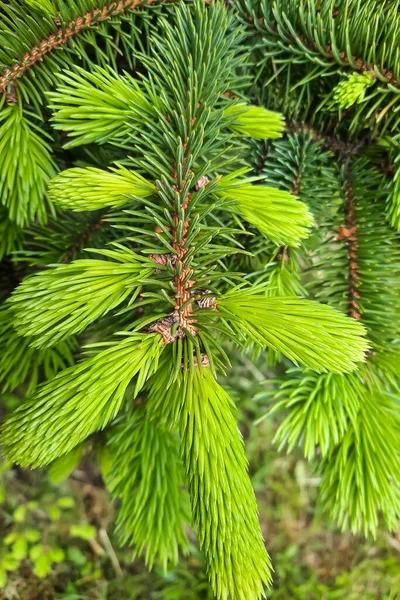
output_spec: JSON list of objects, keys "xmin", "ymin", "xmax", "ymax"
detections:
[
  {"xmin": 218, "ymin": 290, "xmax": 369, "ymax": 373},
  {"xmin": 0, "ymin": 305, "xmax": 75, "ymax": 395},
  {"xmin": 48, "ymin": 166, "xmax": 155, "ymax": 211},
  {"xmin": 47, "ymin": 66, "xmax": 154, "ymax": 148},
  {"xmin": 215, "ymin": 175, "xmax": 313, "ymax": 246},
  {"xmin": 147, "ymin": 365, "xmax": 272, "ymax": 600},
  {"xmin": 106, "ymin": 406, "xmax": 189, "ymax": 571},
  {"xmin": 0, "ymin": 103, "xmax": 56, "ymax": 225},
  {"xmin": 0, "ymin": 0, "xmax": 381, "ymax": 594},
  {"xmin": 320, "ymin": 393, "xmax": 400, "ymax": 537},
  {"xmin": 224, "ymin": 104, "xmax": 285, "ymax": 139},
  {"xmin": 332, "ymin": 72, "xmax": 375, "ymax": 110},
  {"xmin": 22, "ymin": 0, "xmax": 56, "ymax": 16},
  {"xmin": 9, "ymin": 246, "xmax": 155, "ymax": 347},
  {"xmin": 2, "ymin": 333, "xmax": 163, "ymax": 467},
  {"xmin": 268, "ymin": 369, "xmax": 365, "ymax": 460}
]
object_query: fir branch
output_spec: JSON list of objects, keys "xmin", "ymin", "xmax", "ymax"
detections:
[{"xmin": 0, "ymin": 0, "xmax": 153, "ymax": 102}]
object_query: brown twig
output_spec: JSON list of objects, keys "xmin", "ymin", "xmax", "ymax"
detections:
[
  {"xmin": 275, "ymin": 156, "xmax": 303, "ymax": 263},
  {"xmin": 61, "ymin": 216, "xmax": 103, "ymax": 264},
  {"xmin": 171, "ymin": 156, "xmax": 197, "ymax": 337},
  {"xmin": 336, "ymin": 169, "xmax": 361, "ymax": 320},
  {"xmin": 98, "ymin": 528, "xmax": 122, "ymax": 577},
  {"xmin": 287, "ymin": 121, "xmax": 371, "ymax": 158},
  {"xmin": 0, "ymin": 0, "xmax": 153, "ymax": 102}
]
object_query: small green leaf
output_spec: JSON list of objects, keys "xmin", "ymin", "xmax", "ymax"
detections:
[
  {"xmin": 29, "ymin": 544, "xmax": 44, "ymax": 561},
  {"xmin": 2, "ymin": 554, "xmax": 19, "ymax": 571},
  {"xmin": 12, "ymin": 537, "xmax": 28, "ymax": 560},
  {"xmin": 0, "ymin": 567, "xmax": 6, "ymax": 588},
  {"xmin": 48, "ymin": 506, "xmax": 61, "ymax": 521},
  {"xmin": 57, "ymin": 496, "xmax": 75, "ymax": 509},
  {"xmin": 33, "ymin": 554, "xmax": 52, "ymax": 578},
  {"xmin": 48, "ymin": 547, "xmax": 65, "ymax": 563},
  {"xmin": 4, "ymin": 532, "xmax": 17, "ymax": 545},
  {"xmin": 25, "ymin": 530, "xmax": 41, "ymax": 543},
  {"xmin": 13, "ymin": 505, "xmax": 26, "ymax": 522},
  {"xmin": 66, "ymin": 546, "xmax": 86, "ymax": 566},
  {"xmin": 70, "ymin": 525, "xmax": 96, "ymax": 541}
]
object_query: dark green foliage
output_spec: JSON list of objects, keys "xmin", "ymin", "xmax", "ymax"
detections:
[{"xmin": 237, "ymin": 0, "xmax": 400, "ymax": 134}]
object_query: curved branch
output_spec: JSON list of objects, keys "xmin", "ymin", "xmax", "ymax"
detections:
[{"xmin": 0, "ymin": 0, "xmax": 153, "ymax": 101}]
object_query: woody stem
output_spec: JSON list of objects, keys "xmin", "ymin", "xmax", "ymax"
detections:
[{"xmin": 0, "ymin": 0, "xmax": 151, "ymax": 102}]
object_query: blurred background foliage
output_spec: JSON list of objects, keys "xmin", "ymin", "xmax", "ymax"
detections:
[{"xmin": 1, "ymin": 350, "xmax": 400, "ymax": 600}]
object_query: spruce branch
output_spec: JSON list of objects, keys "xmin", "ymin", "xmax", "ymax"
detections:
[
  {"xmin": 267, "ymin": 369, "xmax": 364, "ymax": 460},
  {"xmin": 0, "ymin": 0, "xmax": 153, "ymax": 102},
  {"xmin": 248, "ymin": 0, "xmax": 400, "ymax": 86},
  {"xmin": 215, "ymin": 171, "xmax": 313, "ymax": 247},
  {"xmin": 61, "ymin": 215, "xmax": 104, "ymax": 264},
  {"xmin": 217, "ymin": 288, "xmax": 369, "ymax": 372},
  {"xmin": 48, "ymin": 66, "xmax": 155, "ymax": 147},
  {"xmin": 307, "ymin": 157, "xmax": 400, "ymax": 349},
  {"xmin": 48, "ymin": 166, "xmax": 155, "ymax": 211},
  {"xmin": 147, "ymin": 363, "xmax": 272, "ymax": 600},
  {"xmin": 9, "ymin": 246, "xmax": 156, "ymax": 347},
  {"xmin": 336, "ymin": 166, "xmax": 362, "ymax": 320},
  {"xmin": 224, "ymin": 104, "xmax": 285, "ymax": 139},
  {"xmin": 320, "ymin": 392, "xmax": 400, "ymax": 537},
  {"xmin": 0, "ymin": 305, "xmax": 75, "ymax": 395},
  {"xmin": 106, "ymin": 405, "xmax": 189, "ymax": 570},
  {"xmin": 239, "ymin": 0, "xmax": 400, "ymax": 133},
  {"xmin": 216, "ymin": 294, "xmax": 362, "ymax": 371},
  {"xmin": 2, "ymin": 332, "xmax": 164, "ymax": 467},
  {"xmin": 0, "ymin": 103, "xmax": 56, "ymax": 225}
]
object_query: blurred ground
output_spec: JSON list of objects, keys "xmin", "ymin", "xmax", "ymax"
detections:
[{"xmin": 1, "ymin": 352, "xmax": 400, "ymax": 599}]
